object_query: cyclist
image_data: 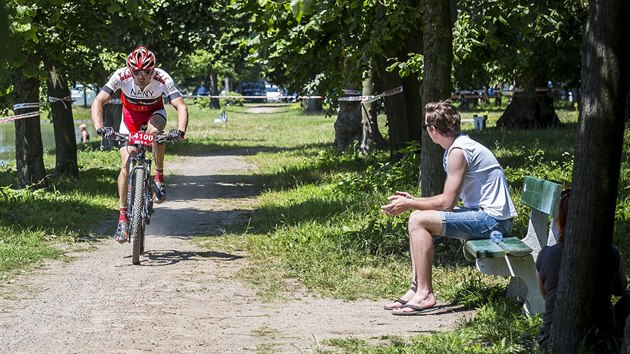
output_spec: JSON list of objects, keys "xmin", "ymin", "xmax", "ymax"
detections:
[{"xmin": 91, "ymin": 45, "xmax": 188, "ymax": 242}]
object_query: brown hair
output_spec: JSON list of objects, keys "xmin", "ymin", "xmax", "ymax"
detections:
[
  {"xmin": 424, "ymin": 100, "xmax": 461, "ymax": 137},
  {"xmin": 556, "ymin": 188, "xmax": 571, "ymax": 242}
]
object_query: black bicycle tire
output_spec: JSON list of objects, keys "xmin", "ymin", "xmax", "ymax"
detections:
[{"xmin": 130, "ymin": 168, "xmax": 145, "ymax": 265}]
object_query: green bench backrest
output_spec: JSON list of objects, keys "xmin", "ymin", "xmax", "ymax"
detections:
[{"xmin": 521, "ymin": 176, "xmax": 563, "ymax": 214}]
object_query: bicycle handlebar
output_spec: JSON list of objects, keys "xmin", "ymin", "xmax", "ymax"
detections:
[{"xmin": 106, "ymin": 131, "xmax": 178, "ymax": 145}]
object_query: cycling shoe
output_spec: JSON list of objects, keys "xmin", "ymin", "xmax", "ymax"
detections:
[{"xmin": 114, "ymin": 221, "xmax": 129, "ymax": 243}]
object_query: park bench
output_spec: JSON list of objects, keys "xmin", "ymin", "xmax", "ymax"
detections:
[{"xmin": 462, "ymin": 176, "xmax": 562, "ymax": 315}]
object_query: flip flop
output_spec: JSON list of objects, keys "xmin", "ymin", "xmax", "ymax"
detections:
[
  {"xmin": 383, "ymin": 298, "xmax": 408, "ymax": 310},
  {"xmin": 391, "ymin": 304, "xmax": 430, "ymax": 316}
]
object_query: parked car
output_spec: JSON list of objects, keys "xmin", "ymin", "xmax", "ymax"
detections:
[
  {"xmin": 265, "ymin": 86, "xmax": 286, "ymax": 102},
  {"xmin": 239, "ymin": 81, "xmax": 266, "ymax": 103},
  {"xmin": 196, "ymin": 86, "xmax": 208, "ymax": 96},
  {"xmin": 71, "ymin": 84, "xmax": 96, "ymax": 106}
]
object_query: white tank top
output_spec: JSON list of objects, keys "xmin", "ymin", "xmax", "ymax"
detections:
[{"xmin": 444, "ymin": 134, "xmax": 517, "ymax": 220}]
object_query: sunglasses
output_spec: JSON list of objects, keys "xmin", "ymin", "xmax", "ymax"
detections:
[{"xmin": 132, "ymin": 70, "xmax": 152, "ymax": 76}]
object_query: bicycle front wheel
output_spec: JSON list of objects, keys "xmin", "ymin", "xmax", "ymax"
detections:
[{"xmin": 130, "ymin": 168, "xmax": 145, "ymax": 265}]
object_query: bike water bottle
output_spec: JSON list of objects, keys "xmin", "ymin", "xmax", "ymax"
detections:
[{"xmin": 490, "ymin": 230, "xmax": 503, "ymax": 243}]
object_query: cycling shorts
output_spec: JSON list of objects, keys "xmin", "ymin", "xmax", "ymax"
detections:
[{"xmin": 119, "ymin": 108, "xmax": 166, "ymax": 135}]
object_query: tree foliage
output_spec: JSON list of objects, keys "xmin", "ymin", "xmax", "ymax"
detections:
[
  {"xmin": 242, "ymin": 0, "xmax": 423, "ymax": 104},
  {"xmin": 452, "ymin": 0, "xmax": 587, "ymax": 90}
]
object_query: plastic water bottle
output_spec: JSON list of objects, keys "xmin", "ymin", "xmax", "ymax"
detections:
[{"xmin": 490, "ymin": 230, "xmax": 503, "ymax": 243}]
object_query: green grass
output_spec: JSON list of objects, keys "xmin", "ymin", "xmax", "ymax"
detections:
[
  {"xmin": 0, "ymin": 226, "xmax": 64, "ymax": 278},
  {"xmin": 1, "ymin": 101, "xmax": 627, "ymax": 352},
  {"xmin": 195, "ymin": 105, "xmax": 628, "ymax": 352}
]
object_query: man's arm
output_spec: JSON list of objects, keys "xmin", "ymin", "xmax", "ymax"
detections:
[
  {"xmin": 440, "ymin": 148, "xmax": 467, "ymax": 209},
  {"xmin": 381, "ymin": 148, "xmax": 466, "ymax": 215},
  {"xmin": 90, "ymin": 91, "xmax": 111, "ymax": 130},
  {"xmin": 170, "ymin": 97, "xmax": 189, "ymax": 133}
]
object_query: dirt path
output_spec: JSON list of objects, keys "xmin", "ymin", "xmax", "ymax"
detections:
[{"xmin": 0, "ymin": 145, "xmax": 474, "ymax": 353}]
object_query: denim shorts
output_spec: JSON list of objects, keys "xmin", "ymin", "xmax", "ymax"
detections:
[{"xmin": 439, "ymin": 207, "xmax": 513, "ymax": 240}]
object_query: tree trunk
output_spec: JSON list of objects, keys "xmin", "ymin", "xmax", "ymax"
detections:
[
  {"xmin": 209, "ymin": 72, "xmax": 220, "ymax": 109},
  {"xmin": 360, "ymin": 66, "xmax": 387, "ymax": 153},
  {"xmin": 496, "ymin": 91, "xmax": 562, "ymax": 129},
  {"xmin": 333, "ymin": 23, "xmax": 363, "ymax": 151},
  {"xmin": 376, "ymin": 55, "xmax": 409, "ymax": 161},
  {"xmin": 420, "ymin": 0, "xmax": 453, "ymax": 197},
  {"xmin": 46, "ymin": 64, "xmax": 78, "ymax": 179},
  {"xmin": 551, "ymin": 0, "xmax": 629, "ymax": 352},
  {"xmin": 101, "ymin": 94, "xmax": 122, "ymax": 151},
  {"xmin": 334, "ymin": 90, "xmax": 362, "ymax": 150},
  {"xmin": 301, "ymin": 92, "xmax": 322, "ymax": 111},
  {"xmin": 360, "ymin": 70, "xmax": 375, "ymax": 154},
  {"xmin": 12, "ymin": 62, "xmax": 47, "ymax": 189},
  {"xmin": 403, "ymin": 28, "xmax": 424, "ymax": 142}
]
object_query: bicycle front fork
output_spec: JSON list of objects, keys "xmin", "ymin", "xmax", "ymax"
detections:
[{"xmin": 126, "ymin": 159, "xmax": 154, "ymax": 222}]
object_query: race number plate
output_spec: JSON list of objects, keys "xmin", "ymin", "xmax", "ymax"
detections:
[{"xmin": 129, "ymin": 132, "xmax": 154, "ymax": 146}]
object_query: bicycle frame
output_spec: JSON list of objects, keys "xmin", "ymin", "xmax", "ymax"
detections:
[
  {"xmin": 126, "ymin": 136, "xmax": 154, "ymax": 228},
  {"xmin": 114, "ymin": 130, "xmax": 157, "ymax": 265},
  {"xmin": 110, "ymin": 129, "xmax": 174, "ymax": 265}
]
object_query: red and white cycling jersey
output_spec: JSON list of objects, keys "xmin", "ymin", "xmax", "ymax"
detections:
[
  {"xmin": 101, "ymin": 67, "xmax": 182, "ymax": 134},
  {"xmin": 101, "ymin": 67, "xmax": 182, "ymax": 113}
]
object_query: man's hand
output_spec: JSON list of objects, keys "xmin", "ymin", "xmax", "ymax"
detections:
[
  {"xmin": 168, "ymin": 129, "xmax": 185, "ymax": 141},
  {"xmin": 393, "ymin": 191, "xmax": 414, "ymax": 199},
  {"xmin": 96, "ymin": 127, "xmax": 115, "ymax": 140},
  {"xmin": 381, "ymin": 191, "xmax": 414, "ymax": 216}
]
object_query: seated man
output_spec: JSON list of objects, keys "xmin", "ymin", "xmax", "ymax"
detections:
[{"xmin": 381, "ymin": 100, "xmax": 517, "ymax": 315}]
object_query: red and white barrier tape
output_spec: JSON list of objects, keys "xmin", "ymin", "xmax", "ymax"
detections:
[
  {"xmin": 48, "ymin": 95, "xmax": 73, "ymax": 109},
  {"xmin": 182, "ymin": 94, "xmax": 323, "ymax": 100},
  {"xmin": 0, "ymin": 111, "xmax": 40, "ymax": 123},
  {"xmin": 12, "ymin": 102, "xmax": 40, "ymax": 110},
  {"xmin": 2, "ymin": 96, "xmax": 73, "ymax": 123},
  {"xmin": 2, "ymin": 88, "xmax": 402, "ymax": 124},
  {"xmin": 338, "ymin": 86, "xmax": 404, "ymax": 103},
  {"xmin": 0, "ymin": 102, "xmax": 41, "ymax": 123}
]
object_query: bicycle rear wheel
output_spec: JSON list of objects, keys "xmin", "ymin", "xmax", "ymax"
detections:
[{"xmin": 130, "ymin": 168, "xmax": 145, "ymax": 265}]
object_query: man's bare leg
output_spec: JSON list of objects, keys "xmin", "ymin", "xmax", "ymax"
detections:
[
  {"xmin": 384, "ymin": 248, "xmax": 417, "ymax": 310},
  {"xmin": 391, "ymin": 210, "xmax": 441, "ymax": 314},
  {"xmin": 148, "ymin": 114, "xmax": 167, "ymax": 202},
  {"xmin": 114, "ymin": 146, "xmax": 136, "ymax": 242},
  {"xmin": 147, "ymin": 114, "xmax": 167, "ymax": 168},
  {"xmin": 118, "ymin": 147, "xmax": 132, "ymax": 211}
]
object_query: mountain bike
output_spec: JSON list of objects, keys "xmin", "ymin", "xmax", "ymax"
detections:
[{"xmin": 109, "ymin": 128, "xmax": 176, "ymax": 265}]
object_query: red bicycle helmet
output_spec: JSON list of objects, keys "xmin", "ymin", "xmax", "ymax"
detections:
[{"xmin": 126, "ymin": 46, "xmax": 156, "ymax": 71}]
